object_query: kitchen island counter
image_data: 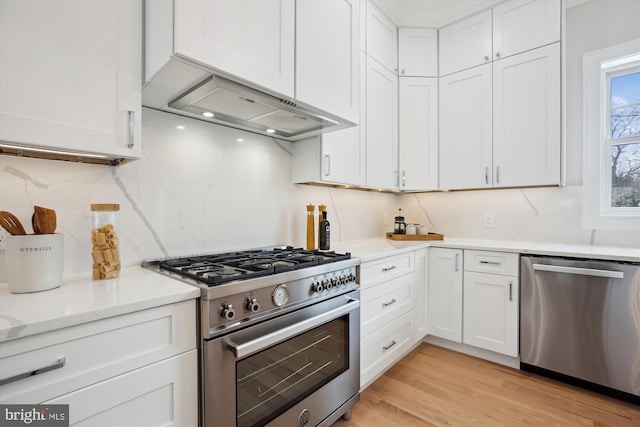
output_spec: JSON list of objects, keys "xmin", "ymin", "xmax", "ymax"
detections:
[
  {"xmin": 333, "ymin": 237, "xmax": 640, "ymax": 263},
  {"xmin": 0, "ymin": 267, "xmax": 199, "ymax": 343}
]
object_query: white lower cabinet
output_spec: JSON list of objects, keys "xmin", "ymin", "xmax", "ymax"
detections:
[
  {"xmin": 427, "ymin": 247, "xmax": 463, "ymax": 342},
  {"xmin": 360, "ymin": 251, "xmax": 416, "ymax": 388},
  {"xmin": 0, "ymin": 300, "xmax": 198, "ymax": 426},
  {"xmin": 44, "ymin": 350, "xmax": 198, "ymax": 427},
  {"xmin": 427, "ymin": 248, "xmax": 520, "ymax": 358},
  {"xmin": 463, "ymin": 250, "xmax": 519, "ymax": 357}
]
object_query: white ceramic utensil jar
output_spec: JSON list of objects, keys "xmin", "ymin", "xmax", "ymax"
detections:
[
  {"xmin": 91, "ymin": 203, "xmax": 121, "ymax": 279},
  {"xmin": 6, "ymin": 233, "xmax": 64, "ymax": 293}
]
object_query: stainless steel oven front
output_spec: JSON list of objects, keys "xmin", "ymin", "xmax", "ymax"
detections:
[{"xmin": 202, "ymin": 288, "xmax": 360, "ymax": 427}]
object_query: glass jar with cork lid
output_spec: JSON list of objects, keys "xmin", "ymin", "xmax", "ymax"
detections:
[{"xmin": 90, "ymin": 203, "xmax": 121, "ymax": 279}]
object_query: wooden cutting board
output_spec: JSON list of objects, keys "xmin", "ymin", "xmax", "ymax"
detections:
[{"xmin": 386, "ymin": 232, "xmax": 444, "ymax": 241}]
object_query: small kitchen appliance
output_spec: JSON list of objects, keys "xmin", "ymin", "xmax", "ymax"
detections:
[
  {"xmin": 143, "ymin": 246, "xmax": 360, "ymax": 427},
  {"xmin": 393, "ymin": 209, "xmax": 406, "ymax": 234}
]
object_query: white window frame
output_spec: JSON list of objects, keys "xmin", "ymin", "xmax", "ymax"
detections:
[{"xmin": 583, "ymin": 39, "xmax": 640, "ymax": 230}]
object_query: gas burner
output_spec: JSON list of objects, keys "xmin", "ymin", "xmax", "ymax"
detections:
[{"xmin": 150, "ymin": 246, "xmax": 352, "ymax": 287}]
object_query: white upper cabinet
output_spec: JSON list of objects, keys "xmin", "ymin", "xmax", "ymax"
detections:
[
  {"xmin": 399, "ymin": 77, "xmax": 439, "ymax": 191},
  {"xmin": 172, "ymin": 0, "xmax": 295, "ymax": 98},
  {"xmin": 439, "ymin": 64, "xmax": 493, "ymax": 190},
  {"xmin": 366, "ymin": 57, "xmax": 398, "ymax": 189},
  {"xmin": 493, "ymin": 43, "xmax": 561, "ymax": 187},
  {"xmin": 398, "ymin": 28, "xmax": 438, "ymax": 77},
  {"xmin": 0, "ymin": 0, "xmax": 142, "ymax": 160},
  {"xmin": 366, "ymin": 0, "xmax": 398, "ymax": 73},
  {"xmin": 438, "ymin": 10, "xmax": 492, "ymax": 76},
  {"xmin": 492, "ymin": 0, "xmax": 561, "ymax": 61},
  {"xmin": 296, "ymin": 0, "xmax": 360, "ymax": 123}
]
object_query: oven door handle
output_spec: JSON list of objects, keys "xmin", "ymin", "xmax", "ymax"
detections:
[{"xmin": 226, "ymin": 297, "xmax": 360, "ymax": 359}]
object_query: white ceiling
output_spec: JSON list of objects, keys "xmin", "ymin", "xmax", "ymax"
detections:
[
  {"xmin": 372, "ymin": 0, "xmax": 505, "ymax": 28},
  {"xmin": 372, "ymin": 0, "xmax": 590, "ymax": 29}
]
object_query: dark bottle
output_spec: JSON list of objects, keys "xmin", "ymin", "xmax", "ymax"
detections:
[{"xmin": 319, "ymin": 210, "xmax": 330, "ymax": 250}]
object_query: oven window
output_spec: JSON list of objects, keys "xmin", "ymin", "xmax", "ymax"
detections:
[{"xmin": 236, "ymin": 316, "xmax": 349, "ymax": 427}]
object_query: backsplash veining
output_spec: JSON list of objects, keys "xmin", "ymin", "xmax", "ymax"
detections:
[{"xmin": 1, "ymin": 107, "xmax": 638, "ymax": 280}]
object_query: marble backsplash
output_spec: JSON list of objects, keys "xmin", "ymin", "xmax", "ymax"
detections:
[{"xmin": 0, "ymin": 108, "xmax": 637, "ymax": 280}]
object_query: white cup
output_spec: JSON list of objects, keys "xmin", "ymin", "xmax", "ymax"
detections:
[
  {"xmin": 406, "ymin": 224, "xmax": 417, "ymax": 235},
  {"xmin": 5, "ymin": 233, "xmax": 64, "ymax": 293},
  {"xmin": 418, "ymin": 225, "xmax": 429, "ymax": 235}
]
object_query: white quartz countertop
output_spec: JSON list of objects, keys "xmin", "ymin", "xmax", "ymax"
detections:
[
  {"xmin": 0, "ymin": 266, "xmax": 200, "ymax": 343},
  {"xmin": 332, "ymin": 237, "xmax": 640, "ymax": 263}
]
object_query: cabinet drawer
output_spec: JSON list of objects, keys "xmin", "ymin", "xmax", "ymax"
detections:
[
  {"xmin": 361, "ymin": 275, "xmax": 413, "ymax": 337},
  {"xmin": 360, "ymin": 252, "xmax": 414, "ymax": 289},
  {"xmin": 0, "ymin": 300, "xmax": 196, "ymax": 404},
  {"xmin": 463, "ymin": 250, "xmax": 519, "ymax": 276},
  {"xmin": 361, "ymin": 311, "xmax": 413, "ymax": 388},
  {"xmin": 45, "ymin": 350, "xmax": 198, "ymax": 427}
]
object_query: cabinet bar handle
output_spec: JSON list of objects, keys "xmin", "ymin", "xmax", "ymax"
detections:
[
  {"xmin": 127, "ymin": 110, "xmax": 135, "ymax": 148},
  {"xmin": 495, "ymin": 51, "xmax": 501, "ymax": 58},
  {"xmin": 402, "ymin": 171, "xmax": 406, "ymax": 187},
  {"xmin": 455, "ymin": 253, "xmax": 459, "ymax": 272},
  {"xmin": 383, "ymin": 340, "xmax": 397, "ymax": 351},
  {"xmin": 496, "ymin": 166, "xmax": 501, "ymax": 184},
  {"xmin": 480, "ymin": 260, "xmax": 502, "ymax": 265},
  {"xmin": 485, "ymin": 167, "xmax": 489, "ymax": 184},
  {"xmin": 382, "ymin": 298, "xmax": 397, "ymax": 308},
  {"xmin": 0, "ymin": 357, "xmax": 66, "ymax": 386},
  {"xmin": 324, "ymin": 155, "xmax": 331, "ymax": 176},
  {"xmin": 509, "ymin": 282, "xmax": 513, "ymax": 301},
  {"xmin": 532, "ymin": 264, "xmax": 624, "ymax": 279},
  {"xmin": 382, "ymin": 265, "xmax": 396, "ymax": 272},
  {"xmin": 484, "ymin": 55, "xmax": 490, "ymax": 61}
]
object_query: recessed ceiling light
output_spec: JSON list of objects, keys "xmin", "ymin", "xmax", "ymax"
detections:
[
  {"xmin": 202, "ymin": 112, "xmax": 214, "ymax": 118},
  {"xmin": 236, "ymin": 138, "xmax": 245, "ymax": 142},
  {"xmin": 266, "ymin": 129, "xmax": 276, "ymax": 134},
  {"xmin": 176, "ymin": 125, "xmax": 186, "ymax": 130}
]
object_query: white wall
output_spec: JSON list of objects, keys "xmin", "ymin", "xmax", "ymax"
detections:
[{"xmin": 398, "ymin": 0, "xmax": 640, "ymax": 248}]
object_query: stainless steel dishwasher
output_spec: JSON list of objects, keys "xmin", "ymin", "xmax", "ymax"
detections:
[{"xmin": 520, "ymin": 255, "xmax": 640, "ymax": 404}]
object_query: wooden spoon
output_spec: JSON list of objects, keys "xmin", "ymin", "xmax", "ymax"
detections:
[
  {"xmin": 0, "ymin": 211, "xmax": 27, "ymax": 235},
  {"xmin": 33, "ymin": 206, "xmax": 57, "ymax": 234}
]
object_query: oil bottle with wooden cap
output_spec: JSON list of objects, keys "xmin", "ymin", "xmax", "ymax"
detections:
[{"xmin": 319, "ymin": 210, "xmax": 330, "ymax": 250}]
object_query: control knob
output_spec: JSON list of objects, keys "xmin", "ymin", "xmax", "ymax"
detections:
[
  {"xmin": 324, "ymin": 279, "xmax": 333, "ymax": 290},
  {"xmin": 312, "ymin": 281, "xmax": 324, "ymax": 293},
  {"xmin": 246, "ymin": 297, "xmax": 260, "ymax": 313},
  {"xmin": 221, "ymin": 304, "xmax": 236, "ymax": 320}
]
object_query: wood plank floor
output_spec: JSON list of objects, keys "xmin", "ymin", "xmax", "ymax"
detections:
[{"xmin": 334, "ymin": 343, "xmax": 640, "ymax": 426}]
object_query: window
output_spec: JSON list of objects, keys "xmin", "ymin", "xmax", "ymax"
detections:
[
  {"xmin": 583, "ymin": 40, "xmax": 640, "ymax": 230},
  {"xmin": 604, "ymin": 65, "xmax": 640, "ymax": 212}
]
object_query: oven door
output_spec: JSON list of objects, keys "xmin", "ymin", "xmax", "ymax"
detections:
[{"xmin": 202, "ymin": 289, "xmax": 360, "ymax": 427}]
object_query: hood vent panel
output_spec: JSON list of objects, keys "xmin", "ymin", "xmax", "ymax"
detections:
[{"xmin": 166, "ymin": 75, "xmax": 351, "ymax": 140}]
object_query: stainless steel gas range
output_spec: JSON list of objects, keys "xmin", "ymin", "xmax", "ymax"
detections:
[{"xmin": 143, "ymin": 246, "xmax": 361, "ymax": 427}]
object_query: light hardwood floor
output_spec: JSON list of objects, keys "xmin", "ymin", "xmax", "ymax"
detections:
[{"xmin": 334, "ymin": 343, "xmax": 640, "ymax": 426}]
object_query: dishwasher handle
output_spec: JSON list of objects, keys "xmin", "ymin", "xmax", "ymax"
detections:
[{"xmin": 532, "ymin": 263, "xmax": 624, "ymax": 279}]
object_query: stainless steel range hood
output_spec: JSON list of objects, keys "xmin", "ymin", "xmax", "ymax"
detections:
[{"xmin": 165, "ymin": 74, "xmax": 349, "ymax": 140}]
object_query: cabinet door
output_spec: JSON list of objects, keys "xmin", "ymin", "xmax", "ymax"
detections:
[
  {"xmin": 439, "ymin": 10, "xmax": 492, "ymax": 76},
  {"xmin": 366, "ymin": 58, "xmax": 398, "ymax": 190},
  {"xmin": 428, "ymin": 248, "xmax": 463, "ymax": 343},
  {"xmin": 296, "ymin": 0, "xmax": 359, "ymax": 123},
  {"xmin": 493, "ymin": 43, "xmax": 561, "ymax": 187},
  {"xmin": 45, "ymin": 350, "xmax": 198, "ymax": 427},
  {"xmin": 399, "ymin": 77, "xmax": 438, "ymax": 191},
  {"xmin": 492, "ymin": 0, "xmax": 561, "ymax": 60},
  {"xmin": 463, "ymin": 272, "xmax": 518, "ymax": 357},
  {"xmin": 0, "ymin": 0, "xmax": 141, "ymax": 159},
  {"xmin": 439, "ymin": 64, "xmax": 492, "ymax": 190},
  {"xmin": 174, "ymin": 0, "xmax": 295, "ymax": 98},
  {"xmin": 413, "ymin": 248, "xmax": 429, "ymax": 342},
  {"xmin": 398, "ymin": 28, "xmax": 438, "ymax": 77},
  {"xmin": 366, "ymin": 0, "xmax": 398, "ymax": 73}
]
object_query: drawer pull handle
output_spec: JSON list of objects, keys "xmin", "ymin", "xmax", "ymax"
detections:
[
  {"xmin": 382, "ymin": 298, "xmax": 397, "ymax": 308},
  {"xmin": 480, "ymin": 260, "xmax": 502, "ymax": 265},
  {"xmin": 382, "ymin": 266, "xmax": 396, "ymax": 272},
  {"xmin": 509, "ymin": 282, "xmax": 513, "ymax": 301},
  {"xmin": 383, "ymin": 340, "xmax": 397, "ymax": 351},
  {"xmin": 0, "ymin": 357, "xmax": 66, "ymax": 386}
]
